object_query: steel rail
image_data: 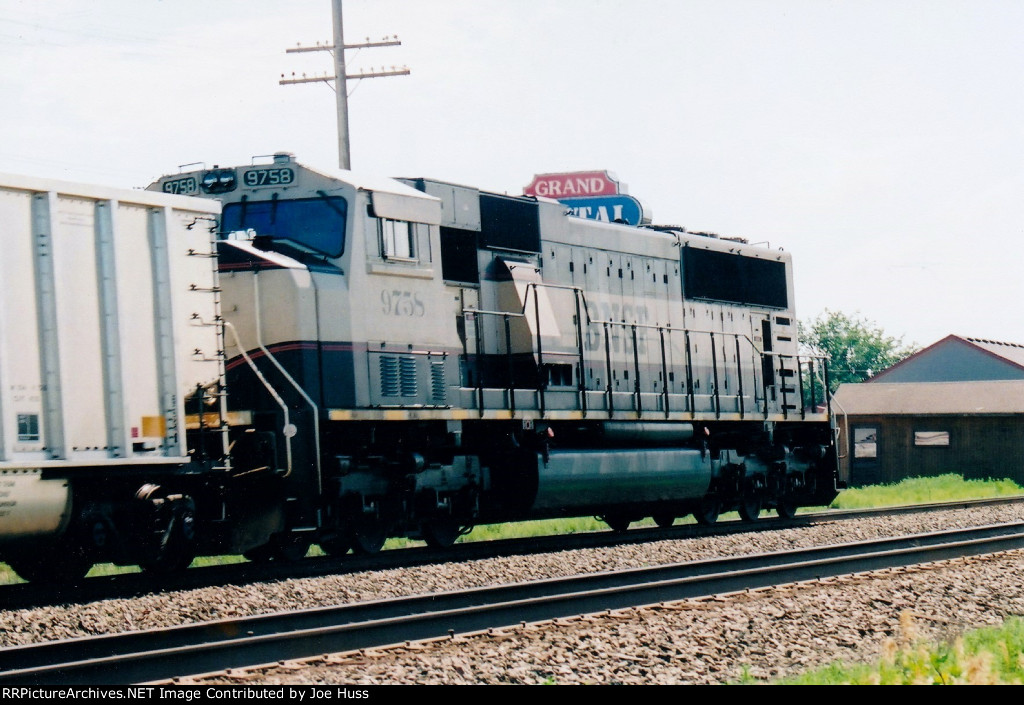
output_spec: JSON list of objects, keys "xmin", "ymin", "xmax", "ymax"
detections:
[
  {"xmin": 795, "ymin": 494, "xmax": 1024, "ymax": 523},
  {"xmin": 3, "ymin": 494, "xmax": 1024, "ymax": 612},
  {"xmin": 3, "ymin": 522, "xmax": 1024, "ymax": 685}
]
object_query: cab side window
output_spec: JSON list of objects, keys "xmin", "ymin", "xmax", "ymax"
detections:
[{"xmin": 379, "ymin": 218, "xmax": 415, "ymax": 261}]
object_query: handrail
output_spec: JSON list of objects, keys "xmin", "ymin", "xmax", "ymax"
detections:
[
  {"xmin": 222, "ymin": 321, "xmax": 293, "ymax": 477},
  {"xmin": 710, "ymin": 333, "xmax": 721, "ymax": 418},
  {"xmin": 829, "ymin": 393, "xmax": 850, "ymax": 460},
  {"xmin": 463, "ymin": 307, "xmax": 531, "ymax": 416},
  {"xmin": 583, "ymin": 314, "xmax": 826, "ymax": 362},
  {"xmin": 464, "ymin": 279, "xmax": 829, "ymax": 420},
  {"xmin": 252, "ymin": 272, "xmax": 322, "ymax": 491},
  {"xmin": 507, "ymin": 278, "xmax": 830, "ymax": 362},
  {"xmin": 734, "ymin": 337, "xmax": 745, "ymax": 419},
  {"xmin": 463, "ymin": 308, "xmax": 526, "ymax": 318}
]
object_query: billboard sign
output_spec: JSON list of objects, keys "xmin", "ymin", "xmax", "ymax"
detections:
[
  {"xmin": 559, "ymin": 195, "xmax": 645, "ymax": 226},
  {"xmin": 523, "ymin": 171, "xmax": 619, "ymax": 198}
]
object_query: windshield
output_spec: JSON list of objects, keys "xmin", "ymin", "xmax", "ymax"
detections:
[{"xmin": 221, "ymin": 193, "xmax": 348, "ymax": 257}]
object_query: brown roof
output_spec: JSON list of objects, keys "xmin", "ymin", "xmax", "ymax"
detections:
[
  {"xmin": 965, "ymin": 337, "xmax": 1024, "ymax": 368},
  {"xmin": 870, "ymin": 334, "xmax": 1024, "ymax": 382},
  {"xmin": 833, "ymin": 380, "xmax": 1024, "ymax": 415}
]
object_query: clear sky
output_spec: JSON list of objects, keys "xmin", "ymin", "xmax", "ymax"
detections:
[{"xmin": 3, "ymin": 0, "xmax": 1022, "ymax": 349}]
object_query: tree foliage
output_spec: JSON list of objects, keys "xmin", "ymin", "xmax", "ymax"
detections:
[{"xmin": 799, "ymin": 310, "xmax": 916, "ymax": 393}]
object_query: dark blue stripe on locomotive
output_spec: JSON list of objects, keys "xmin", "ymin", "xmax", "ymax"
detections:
[{"xmin": 225, "ymin": 341, "xmax": 356, "ymax": 413}]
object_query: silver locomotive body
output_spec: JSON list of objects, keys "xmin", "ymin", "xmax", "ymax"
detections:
[{"xmin": 154, "ymin": 154, "xmax": 837, "ymax": 557}]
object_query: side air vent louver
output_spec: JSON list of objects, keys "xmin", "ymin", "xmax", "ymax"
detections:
[
  {"xmin": 373, "ymin": 351, "xmax": 447, "ymax": 405},
  {"xmin": 430, "ymin": 359, "xmax": 447, "ymax": 404},
  {"xmin": 379, "ymin": 356, "xmax": 400, "ymax": 397},
  {"xmin": 399, "ymin": 356, "xmax": 418, "ymax": 397}
]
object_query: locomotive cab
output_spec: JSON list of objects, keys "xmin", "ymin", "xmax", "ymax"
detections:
[{"xmin": 154, "ymin": 155, "xmax": 477, "ymax": 555}]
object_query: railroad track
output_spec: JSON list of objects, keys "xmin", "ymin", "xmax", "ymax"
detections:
[
  {"xmin": 4, "ymin": 494, "xmax": 1023, "ymax": 611},
  {"xmin": 3, "ymin": 520, "xmax": 1024, "ymax": 685}
]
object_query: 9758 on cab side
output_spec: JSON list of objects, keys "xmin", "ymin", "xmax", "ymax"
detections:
[{"xmin": 151, "ymin": 152, "xmax": 839, "ymax": 560}]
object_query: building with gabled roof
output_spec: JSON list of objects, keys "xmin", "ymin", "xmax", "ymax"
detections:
[
  {"xmin": 868, "ymin": 334, "xmax": 1024, "ymax": 383},
  {"xmin": 832, "ymin": 336, "xmax": 1024, "ymax": 487}
]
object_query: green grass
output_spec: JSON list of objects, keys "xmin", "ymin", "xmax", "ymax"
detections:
[
  {"xmin": 829, "ymin": 473, "xmax": 1024, "ymax": 510},
  {"xmin": 2, "ymin": 473, "xmax": 1021, "ymax": 585},
  {"xmin": 777, "ymin": 614, "xmax": 1024, "ymax": 685}
]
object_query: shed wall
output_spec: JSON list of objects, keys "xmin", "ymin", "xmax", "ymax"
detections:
[{"xmin": 839, "ymin": 413, "xmax": 1024, "ymax": 486}]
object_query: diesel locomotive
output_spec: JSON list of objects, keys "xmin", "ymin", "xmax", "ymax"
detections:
[{"xmin": 0, "ymin": 154, "xmax": 838, "ymax": 581}]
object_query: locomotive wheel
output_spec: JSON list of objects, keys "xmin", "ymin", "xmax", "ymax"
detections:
[
  {"xmin": 349, "ymin": 524, "xmax": 387, "ymax": 554},
  {"xmin": 141, "ymin": 546, "xmax": 195, "ymax": 574},
  {"xmin": 738, "ymin": 497, "xmax": 762, "ymax": 522},
  {"xmin": 243, "ymin": 544, "xmax": 275, "ymax": 562},
  {"xmin": 421, "ymin": 520, "xmax": 463, "ymax": 549},
  {"xmin": 652, "ymin": 513, "xmax": 676, "ymax": 529},
  {"xmin": 602, "ymin": 515, "xmax": 631, "ymax": 533},
  {"xmin": 692, "ymin": 498, "xmax": 720, "ymax": 526},
  {"xmin": 272, "ymin": 534, "xmax": 312, "ymax": 561},
  {"xmin": 776, "ymin": 499, "xmax": 799, "ymax": 520}
]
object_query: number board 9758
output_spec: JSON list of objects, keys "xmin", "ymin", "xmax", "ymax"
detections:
[
  {"xmin": 243, "ymin": 167, "xmax": 295, "ymax": 187},
  {"xmin": 161, "ymin": 176, "xmax": 199, "ymax": 195}
]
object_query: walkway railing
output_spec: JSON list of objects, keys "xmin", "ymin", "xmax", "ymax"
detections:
[{"xmin": 463, "ymin": 283, "xmax": 829, "ymax": 420}]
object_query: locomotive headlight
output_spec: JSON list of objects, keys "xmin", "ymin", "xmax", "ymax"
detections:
[{"xmin": 200, "ymin": 168, "xmax": 238, "ymax": 194}]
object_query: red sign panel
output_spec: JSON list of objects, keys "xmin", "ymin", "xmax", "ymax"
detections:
[{"xmin": 524, "ymin": 171, "xmax": 619, "ymax": 198}]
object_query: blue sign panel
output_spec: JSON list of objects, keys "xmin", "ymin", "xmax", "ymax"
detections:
[{"xmin": 559, "ymin": 195, "xmax": 644, "ymax": 226}]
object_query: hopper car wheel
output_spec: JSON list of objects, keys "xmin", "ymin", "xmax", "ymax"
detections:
[
  {"xmin": 319, "ymin": 537, "xmax": 351, "ymax": 557},
  {"xmin": 349, "ymin": 524, "xmax": 387, "ymax": 555},
  {"xmin": 693, "ymin": 498, "xmax": 720, "ymax": 526},
  {"xmin": 140, "ymin": 495, "xmax": 197, "ymax": 574},
  {"xmin": 738, "ymin": 497, "xmax": 762, "ymax": 523},
  {"xmin": 776, "ymin": 499, "xmax": 798, "ymax": 520},
  {"xmin": 421, "ymin": 520, "xmax": 463, "ymax": 549},
  {"xmin": 6, "ymin": 549, "xmax": 92, "ymax": 584},
  {"xmin": 602, "ymin": 515, "xmax": 631, "ymax": 533},
  {"xmin": 652, "ymin": 513, "xmax": 676, "ymax": 529},
  {"xmin": 244, "ymin": 534, "xmax": 312, "ymax": 562}
]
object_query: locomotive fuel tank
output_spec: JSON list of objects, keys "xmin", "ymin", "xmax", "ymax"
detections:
[{"xmin": 531, "ymin": 448, "xmax": 713, "ymax": 515}]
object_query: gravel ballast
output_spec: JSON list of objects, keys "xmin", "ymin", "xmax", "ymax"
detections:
[
  {"xmin": 188, "ymin": 551, "xmax": 1024, "ymax": 685},
  {"xmin": 4, "ymin": 503, "xmax": 1024, "ymax": 684}
]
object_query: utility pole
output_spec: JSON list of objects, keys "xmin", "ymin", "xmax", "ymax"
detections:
[
  {"xmin": 331, "ymin": 0, "xmax": 351, "ymax": 170},
  {"xmin": 280, "ymin": 0, "xmax": 409, "ymax": 170}
]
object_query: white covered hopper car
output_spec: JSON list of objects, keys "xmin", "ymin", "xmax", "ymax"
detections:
[{"xmin": 0, "ymin": 173, "xmax": 223, "ymax": 579}]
